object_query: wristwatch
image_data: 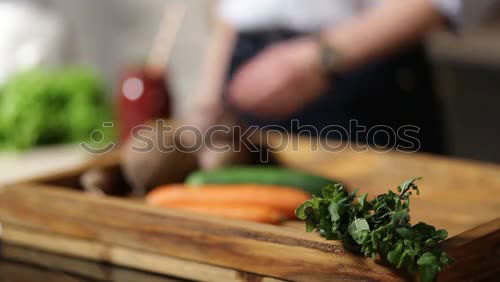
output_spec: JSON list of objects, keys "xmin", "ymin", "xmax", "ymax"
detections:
[{"xmin": 315, "ymin": 33, "xmax": 345, "ymax": 79}]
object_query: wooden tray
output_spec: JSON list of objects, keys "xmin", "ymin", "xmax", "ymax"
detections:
[
  {"xmin": 0, "ymin": 243, "xmax": 183, "ymax": 282},
  {"xmin": 1, "ymin": 141, "xmax": 499, "ymax": 281}
]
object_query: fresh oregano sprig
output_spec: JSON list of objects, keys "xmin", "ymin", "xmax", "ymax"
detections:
[{"xmin": 295, "ymin": 178, "xmax": 453, "ymax": 282}]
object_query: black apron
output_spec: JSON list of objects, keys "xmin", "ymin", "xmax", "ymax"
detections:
[{"xmin": 227, "ymin": 30, "xmax": 445, "ymax": 154}]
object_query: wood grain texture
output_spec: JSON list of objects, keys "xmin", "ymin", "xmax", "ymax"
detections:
[
  {"xmin": 0, "ymin": 261, "xmax": 85, "ymax": 282},
  {"xmin": 0, "ymin": 244, "xmax": 185, "ymax": 282},
  {"xmin": 268, "ymin": 137, "xmax": 500, "ymax": 237},
  {"xmin": 20, "ymin": 137, "xmax": 500, "ymax": 237},
  {"xmin": 440, "ymin": 217, "xmax": 500, "ymax": 281},
  {"xmin": 1, "ymin": 226, "xmax": 272, "ymax": 282},
  {"xmin": 2, "ymin": 137, "xmax": 500, "ymax": 281},
  {"xmin": 0, "ymin": 185, "xmax": 405, "ymax": 282}
]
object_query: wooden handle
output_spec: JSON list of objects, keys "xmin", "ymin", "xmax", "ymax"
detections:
[{"xmin": 146, "ymin": 1, "xmax": 186, "ymax": 72}]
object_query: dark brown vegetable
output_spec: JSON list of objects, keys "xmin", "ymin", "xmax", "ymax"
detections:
[{"xmin": 121, "ymin": 120, "xmax": 198, "ymax": 196}]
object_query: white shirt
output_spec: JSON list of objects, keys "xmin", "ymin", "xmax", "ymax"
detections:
[
  {"xmin": 218, "ymin": 0, "xmax": 499, "ymax": 32},
  {"xmin": 218, "ymin": 0, "xmax": 373, "ymax": 32}
]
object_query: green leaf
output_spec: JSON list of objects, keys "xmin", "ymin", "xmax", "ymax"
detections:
[
  {"xmin": 425, "ymin": 239, "xmax": 438, "ymax": 247},
  {"xmin": 306, "ymin": 218, "xmax": 317, "ymax": 232},
  {"xmin": 435, "ymin": 229, "xmax": 448, "ymax": 241},
  {"xmin": 295, "ymin": 201, "xmax": 311, "ymax": 220},
  {"xmin": 399, "ymin": 177, "xmax": 421, "ymax": 192},
  {"xmin": 396, "ymin": 227, "xmax": 414, "ymax": 240},
  {"xmin": 387, "ymin": 242, "xmax": 404, "ymax": 266},
  {"xmin": 417, "ymin": 252, "xmax": 438, "ymax": 266},
  {"xmin": 417, "ymin": 253, "xmax": 441, "ymax": 282},
  {"xmin": 357, "ymin": 193, "xmax": 368, "ymax": 211},
  {"xmin": 328, "ymin": 202, "xmax": 341, "ymax": 222},
  {"xmin": 419, "ymin": 265, "xmax": 439, "ymax": 282},
  {"xmin": 348, "ymin": 218, "xmax": 370, "ymax": 245},
  {"xmin": 321, "ymin": 185, "xmax": 335, "ymax": 199},
  {"xmin": 392, "ymin": 210, "xmax": 410, "ymax": 226},
  {"xmin": 412, "ymin": 222, "xmax": 437, "ymax": 239}
]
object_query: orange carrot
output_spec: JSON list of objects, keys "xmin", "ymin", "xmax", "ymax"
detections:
[
  {"xmin": 167, "ymin": 203, "xmax": 284, "ymax": 224},
  {"xmin": 145, "ymin": 184, "xmax": 311, "ymax": 219}
]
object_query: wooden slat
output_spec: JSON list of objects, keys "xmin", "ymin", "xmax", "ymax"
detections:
[
  {"xmin": 1, "ymin": 244, "xmax": 184, "ymax": 282},
  {"xmin": 0, "ymin": 184, "xmax": 405, "ymax": 282},
  {"xmin": 0, "ymin": 261, "xmax": 84, "ymax": 282},
  {"xmin": 1, "ymin": 224, "xmax": 278, "ymax": 282},
  {"xmin": 440, "ymin": 218, "xmax": 500, "ymax": 281}
]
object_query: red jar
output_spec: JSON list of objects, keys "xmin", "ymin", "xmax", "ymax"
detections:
[{"xmin": 117, "ymin": 67, "xmax": 171, "ymax": 144}]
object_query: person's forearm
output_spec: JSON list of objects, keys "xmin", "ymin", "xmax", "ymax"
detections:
[{"xmin": 323, "ymin": 0, "xmax": 445, "ymax": 71}]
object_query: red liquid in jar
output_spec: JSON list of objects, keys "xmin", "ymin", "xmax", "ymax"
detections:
[{"xmin": 117, "ymin": 67, "xmax": 171, "ymax": 144}]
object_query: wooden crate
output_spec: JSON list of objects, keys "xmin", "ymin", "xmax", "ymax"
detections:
[{"xmin": 0, "ymin": 142, "xmax": 499, "ymax": 281}]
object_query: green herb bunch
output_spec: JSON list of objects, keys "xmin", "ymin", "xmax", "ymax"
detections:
[
  {"xmin": 295, "ymin": 178, "xmax": 453, "ymax": 282},
  {"xmin": 0, "ymin": 68, "xmax": 113, "ymax": 150}
]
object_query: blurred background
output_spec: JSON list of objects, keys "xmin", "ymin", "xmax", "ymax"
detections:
[{"xmin": 1, "ymin": 0, "xmax": 500, "ymax": 167}]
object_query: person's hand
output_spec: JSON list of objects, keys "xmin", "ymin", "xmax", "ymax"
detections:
[{"xmin": 228, "ymin": 37, "xmax": 328, "ymax": 119}]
